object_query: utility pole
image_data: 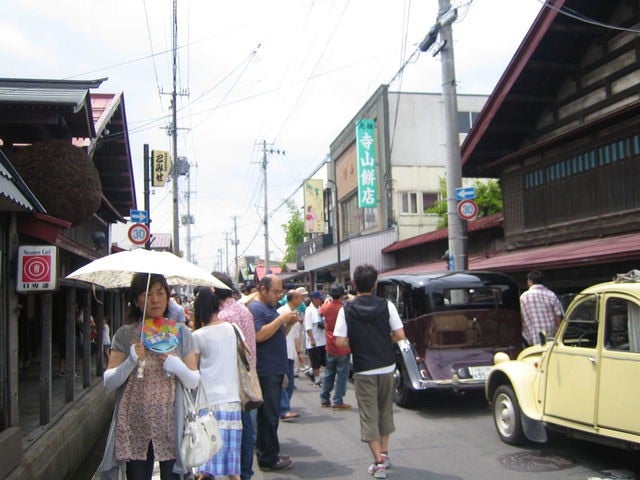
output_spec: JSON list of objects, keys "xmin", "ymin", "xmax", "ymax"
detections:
[
  {"xmin": 224, "ymin": 231, "xmax": 230, "ymax": 275},
  {"xmin": 185, "ymin": 161, "xmax": 193, "ymax": 263},
  {"xmin": 171, "ymin": 0, "xmax": 180, "ymax": 256},
  {"xmin": 232, "ymin": 216, "xmax": 239, "ymax": 283},
  {"xmin": 162, "ymin": 0, "xmax": 189, "ymax": 256},
  {"xmin": 217, "ymin": 248, "xmax": 224, "ymax": 272},
  {"xmin": 143, "ymin": 144, "xmax": 151, "ymax": 250},
  {"xmin": 262, "ymin": 140, "xmax": 269, "ymax": 275},
  {"xmin": 439, "ymin": 0, "xmax": 467, "ymax": 270},
  {"xmin": 259, "ymin": 140, "xmax": 285, "ymax": 275},
  {"xmin": 420, "ymin": 1, "xmax": 466, "ymax": 270}
]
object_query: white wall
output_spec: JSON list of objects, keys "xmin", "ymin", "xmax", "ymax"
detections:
[
  {"xmin": 387, "ymin": 92, "xmax": 488, "ymax": 240},
  {"xmin": 348, "ymin": 228, "xmax": 397, "ymax": 276},
  {"xmin": 388, "ymin": 92, "xmax": 446, "ymax": 167}
]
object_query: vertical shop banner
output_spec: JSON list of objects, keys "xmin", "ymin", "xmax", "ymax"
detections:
[
  {"xmin": 151, "ymin": 150, "xmax": 171, "ymax": 187},
  {"xmin": 303, "ymin": 179, "xmax": 325, "ymax": 233},
  {"xmin": 355, "ymin": 119, "xmax": 378, "ymax": 208}
]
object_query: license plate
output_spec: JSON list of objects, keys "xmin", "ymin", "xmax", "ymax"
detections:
[{"xmin": 468, "ymin": 366, "xmax": 492, "ymax": 380}]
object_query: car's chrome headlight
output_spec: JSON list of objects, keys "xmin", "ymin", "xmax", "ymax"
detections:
[{"xmin": 493, "ymin": 351, "xmax": 510, "ymax": 365}]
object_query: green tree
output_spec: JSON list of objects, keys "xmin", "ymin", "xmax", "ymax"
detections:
[
  {"xmin": 428, "ymin": 177, "xmax": 449, "ymax": 229},
  {"xmin": 474, "ymin": 179, "xmax": 503, "ymax": 217},
  {"xmin": 427, "ymin": 178, "xmax": 503, "ymax": 229},
  {"xmin": 281, "ymin": 200, "xmax": 305, "ymax": 264}
]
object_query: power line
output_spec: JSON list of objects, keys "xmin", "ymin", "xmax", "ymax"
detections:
[
  {"xmin": 268, "ymin": 156, "xmax": 329, "ymax": 217},
  {"xmin": 142, "ymin": 0, "xmax": 165, "ymax": 117},
  {"xmin": 99, "ymin": 48, "xmax": 402, "ymax": 142},
  {"xmin": 188, "ymin": 45, "xmax": 261, "ymax": 112},
  {"xmin": 268, "ymin": 232, "xmax": 286, "ymax": 256},
  {"xmin": 256, "ymin": 3, "xmax": 316, "ymax": 143},
  {"xmin": 190, "ymin": 46, "xmax": 260, "ymax": 131},
  {"xmin": 389, "ymin": 0, "xmax": 414, "ymax": 157},
  {"xmin": 64, "ymin": 28, "xmax": 243, "ymax": 80},
  {"xmin": 537, "ymin": 0, "xmax": 640, "ymax": 34},
  {"xmin": 272, "ymin": 0, "xmax": 352, "ymax": 142}
]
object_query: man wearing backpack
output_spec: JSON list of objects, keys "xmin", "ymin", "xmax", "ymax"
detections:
[{"xmin": 334, "ymin": 264, "xmax": 405, "ymax": 479}]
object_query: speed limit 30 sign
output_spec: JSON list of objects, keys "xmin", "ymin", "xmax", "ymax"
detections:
[
  {"xmin": 457, "ymin": 199, "xmax": 478, "ymax": 221},
  {"xmin": 128, "ymin": 223, "xmax": 150, "ymax": 245}
]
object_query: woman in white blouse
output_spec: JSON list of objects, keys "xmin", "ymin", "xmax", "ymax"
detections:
[{"xmin": 192, "ymin": 288, "xmax": 242, "ymax": 480}]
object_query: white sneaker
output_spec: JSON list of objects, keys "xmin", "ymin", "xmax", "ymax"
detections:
[
  {"xmin": 381, "ymin": 453, "xmax": 391, "ymax": 469},
  {"xmin": 368, "ymin": 463, "xmax": 387, "ymax": 479}
]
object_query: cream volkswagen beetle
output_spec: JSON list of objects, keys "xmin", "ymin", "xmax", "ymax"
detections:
[{"xmin": 486, "ymin": 271, "xmax": 640, "ymax": 449}]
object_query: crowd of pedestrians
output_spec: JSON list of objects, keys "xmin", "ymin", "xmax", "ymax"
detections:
[{"xmin": 95, "ymin": 263, "xmax": 409, "ymax": 480}]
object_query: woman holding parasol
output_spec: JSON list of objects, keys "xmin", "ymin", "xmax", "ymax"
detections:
[{"xmin": 96, "ymin": 272, "xmax": 200, "ymax": 480}]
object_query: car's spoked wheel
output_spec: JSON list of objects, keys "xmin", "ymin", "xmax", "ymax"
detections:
[
  {"xmin": 393, "ymin": 364, "xmax": 419, "ymax": 408},
  {"xmin": 492, "ymin": 385, "xmax": 524, "ymax": 445}
]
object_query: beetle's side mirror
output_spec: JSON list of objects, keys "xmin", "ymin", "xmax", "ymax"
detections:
[{"xmin": 539, "ymin": 331, "xmax": 547, "ymax": 345}]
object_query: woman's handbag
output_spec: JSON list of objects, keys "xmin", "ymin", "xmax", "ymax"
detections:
[
  {"xmin": 180, "ymin": 382, "xmax": 222, "ymax": 469},
  {"xmin": 232, "ymin": 324, "xmax": 263, "ymax": 411}
]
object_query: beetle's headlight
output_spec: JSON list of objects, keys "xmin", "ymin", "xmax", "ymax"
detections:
[{"xmin": 493, "ymin": 352, "xmax": 510, "ymax": 365}]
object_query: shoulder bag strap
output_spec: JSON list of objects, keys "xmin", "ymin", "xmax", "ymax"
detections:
[
  {"xmin": 231, "ymin": 324, "xmax": 251, "ymax": 372},
  {"xmin": 183, "ymin": 384, "xmax": 197, "ymax": 417}
]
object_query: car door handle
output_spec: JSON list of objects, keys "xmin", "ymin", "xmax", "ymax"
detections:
[{"xmin": 588, "ymin": 356, "xmax": 597, "ymax": 364}]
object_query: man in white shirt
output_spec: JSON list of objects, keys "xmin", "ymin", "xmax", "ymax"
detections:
[
  {"xmin": 277, "ymin": 290, "xmax": 305, "ymax": 420},
  {"xmin": 334, "ymin": 264, "xmax": 405, "ymax": 479},
  {"xmin": 304, "ymin": 291, "xmax": 327, "ymax": 386}
]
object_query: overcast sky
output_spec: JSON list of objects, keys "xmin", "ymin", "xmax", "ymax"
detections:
[{"xmin": 2, "ymin": 0, "xmax": 543, "ymax": 272}]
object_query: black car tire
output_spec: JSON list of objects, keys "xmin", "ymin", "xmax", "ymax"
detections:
[
  {"xmin": 393, "ymin": 363, "xmax": 420, "ymax": 408},
  {"xmin": 492, "ymin": 385, "xmax": 525, "ymax": 445}
]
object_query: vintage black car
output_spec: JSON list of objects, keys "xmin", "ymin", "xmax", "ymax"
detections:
[{"xmin": 376, "ymin": 271, "xmax": 522, "ymax": 407}]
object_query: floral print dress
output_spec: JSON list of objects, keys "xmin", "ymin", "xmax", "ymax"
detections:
[{"xmin": 115, "ymin": 322, "xmax": 179, "ymax": 462}]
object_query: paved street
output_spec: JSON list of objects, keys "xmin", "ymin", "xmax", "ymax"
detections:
[
  {"xmin": 147, "ymin": 373, "xmax": 640, "ymax": 480},
  {"xmin": 74, "ymin": 370, "xmax": 640, "ymax": 480}
]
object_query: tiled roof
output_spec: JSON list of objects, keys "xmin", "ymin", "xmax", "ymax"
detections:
[
  {"xmin": 461, "ymin": 1, "xmax": 622, "ymax": 177},
  {"xmin": 382, "ymin": 213, "xmax": 503, "ymax": 253},
  {"xmin": 382, "ymin": 232, "xmax": 640, "ymax": 276},
  {"xmin": 255, "ymin": 265, "xmax": 282, "ymax": 280},
  {"xmin": 150, "ymin": 233, "xmax": 172, "ymax": 250},
  {"xmin": 0, "ymin": 77, "xmax": 105, "ymax": 141}
]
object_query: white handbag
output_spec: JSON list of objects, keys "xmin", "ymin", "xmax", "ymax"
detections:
[{"xmin": 180, "ymin": 382, "xmax": 222, "ymax": 469}]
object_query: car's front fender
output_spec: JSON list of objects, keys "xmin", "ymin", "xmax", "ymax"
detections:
[
  {"xmin": 395, "ymin": 338, "xmax": 424, "ymax": 389},
  {"xmin": 486, "ymin": 358, "xmax": 543, "ymax": 422}
]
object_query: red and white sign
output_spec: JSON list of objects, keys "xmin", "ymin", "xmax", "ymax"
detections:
[
  {"xmin": 128, "ymin": 223, "xmax": 150, "ymax": 245},
  {"xmin": 17, "ymin": 245, "xmax": 58, "ymax": 292},
  {"xmin": 457, "ymin": 199, "xmax": 478, "ymax": 221}
]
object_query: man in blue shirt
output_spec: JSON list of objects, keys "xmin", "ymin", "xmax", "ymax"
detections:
[{"xmin": 248, "ymin": 275, "xmax": 298, "ymax": 472}]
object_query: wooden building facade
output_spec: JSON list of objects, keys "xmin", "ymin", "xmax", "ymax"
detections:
[
  {"xmin": 383, "ymin": 0, "xmax": 640, "ymax": 293},
  {"xmin": 0, "ymin": 78, "xmax": 135, "ymax": 479}
]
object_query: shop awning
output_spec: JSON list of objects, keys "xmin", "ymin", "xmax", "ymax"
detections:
[{"xmin": 382, "ymin": 232, "xmax": 640, "ymax": 276}]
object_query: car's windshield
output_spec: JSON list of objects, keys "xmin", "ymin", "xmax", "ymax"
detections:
[{"xmin": 561, "ymin": 295, "xmax": 598, "ymax": 348}]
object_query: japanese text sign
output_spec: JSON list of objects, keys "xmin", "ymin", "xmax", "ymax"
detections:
[
  {"xmin": 151, "ymin": 150, "xmax": 171, "ymax": 187},
  {"xmin": 355, "ymin": 119, "xmax": 378, "ymax": 208},
  {"xmin": 303, "ymin": 179, "xmax": 325, "ymax": 233},
  {"xmin": 17, "ymin": 245, "xmax": 58, "ymax": 293}
]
